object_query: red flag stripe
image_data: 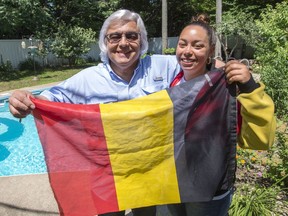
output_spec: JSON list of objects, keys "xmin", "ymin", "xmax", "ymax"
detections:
[{"xmin": 32, "ymin": 99, "xmax": 119, "ymax": 215}]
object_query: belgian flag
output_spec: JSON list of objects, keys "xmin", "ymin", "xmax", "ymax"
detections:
[{"xmin": 32, "ymin": 70, "xmax": 237, "ymax": 216}]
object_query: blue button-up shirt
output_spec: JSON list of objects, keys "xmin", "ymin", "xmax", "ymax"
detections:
[{"xmin": 41, "ymin": 55, "xmax": 180, "ymax": 104}]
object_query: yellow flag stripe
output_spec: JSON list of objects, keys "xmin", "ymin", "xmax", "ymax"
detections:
[{"xmin": 100, "ymin": 90, "xmax": 180, "ymax": 210}]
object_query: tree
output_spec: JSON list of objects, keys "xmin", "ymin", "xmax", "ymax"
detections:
[
  {"xmin": 50, "ymin": 0, "xmax": 119, "ymax": 36},
  {"xmin": 117, "ymin": 0, "xmax": 161, "ymax": 37},
  {"xmin": 118, "ymin": 0, "xmax": 215, "ymax": 37},
  {"xmin": 0, "ymin": 0, "xmax": 120, "ymax": 39},
  {"xmin": 0, "ymin": 0, "xmax": 52, "ymax": 39},
  {"xmin": 253, "ymin": 1, "xmax": 288, "ymax": 119},
  {"xmin": 215, "ymin": 4, "xmax": 257, "ymax": 61},
  {"xmin": 213, "ymin": 0, "xmax": 283, "ymax": 61},
  {"xmin": 227, "ymin": 0, "xmax": 281, "ymax": 15},
  {"xmin": 50, "ymin": 24, "xmax": 96, "ymax": 66},
  {"xmin": 3, "ymin": 0, "xmax": 282, "ymax": 40}
]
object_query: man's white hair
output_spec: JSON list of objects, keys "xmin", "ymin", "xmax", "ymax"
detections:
[{"xmin": 99, "ymin": 9, "xmax": 148, "ymax": 63}]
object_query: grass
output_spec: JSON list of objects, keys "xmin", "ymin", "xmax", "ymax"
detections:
[{"xmin": 0, "ymin": 65, "xmax": 90, "ymax": 92}]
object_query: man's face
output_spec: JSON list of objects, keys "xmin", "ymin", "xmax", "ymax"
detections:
[{"xmin": 106, "ymin": 21, "xmax": 141, "ymax": 76}]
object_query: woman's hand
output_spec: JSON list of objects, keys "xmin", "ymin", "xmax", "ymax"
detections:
[
  {"xmin": 224, "ymin": 60, "xmax": 251, "ymax": 84},
  {"xmin": 8, "ymin": 90, "xmax": 36, "ymax": 118}
]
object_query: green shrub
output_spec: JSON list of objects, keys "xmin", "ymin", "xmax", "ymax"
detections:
[
  {"xmin": 253, "ymin": 2, "xmax": 288, "ymax": 120},
  {"xmin": 18, "ymin": 58, "xmax": 42, "ymax": 72},
  {"xmin": 164, "ymin": 48, "xmax": 176, "ymax": 55},
  {"xmin": 264, "ymin": 128, "xmax": 288, "ymax": 187},
  {"xmin": 51, "ymin": 24, "xmax": 96, "ymax": 66},
  {"xmin": 0, "ymin": 56, "xmax": 17, "ymax": 81}
]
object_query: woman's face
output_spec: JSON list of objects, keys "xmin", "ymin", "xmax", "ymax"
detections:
[
  {"xmin": 106, "ymin": 21, "xmax": 141, "ymax": 76},
  {"xmin": 176, "ymin": 25, "xmax": 213, "ymax": 80}
]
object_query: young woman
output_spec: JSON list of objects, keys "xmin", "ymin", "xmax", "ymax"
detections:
[{"xmin": 167, "ymin": 14, "xmax": 276, "ymax": 216}]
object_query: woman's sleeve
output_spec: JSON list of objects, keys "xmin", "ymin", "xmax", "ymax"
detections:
[{"xmin": 236, "ymin": 82, "xmax": 276, "ymax": 150}]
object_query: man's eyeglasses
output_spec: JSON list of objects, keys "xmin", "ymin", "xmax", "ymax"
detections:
[{"xmin": 105, "ymin": 32, "xmax": 140, "ymax": 44}]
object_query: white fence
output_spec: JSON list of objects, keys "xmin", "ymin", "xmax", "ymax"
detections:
[
  {"xmin": 0, "ymin": 36, "xmax": 253, "ymax": 69},
  {"xmin": 0, "ymin": 37, "xmax": 179, "ymax": 69}
]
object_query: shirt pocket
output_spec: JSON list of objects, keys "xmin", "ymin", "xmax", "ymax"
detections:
[{"xmin": 141, "ymin": 82, "xmax": 168, "ymax": 95}]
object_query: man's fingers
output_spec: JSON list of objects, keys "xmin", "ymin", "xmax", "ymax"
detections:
[{"xmin": 8, "ymin": 90, "xmax": 35, "ymax": 118}]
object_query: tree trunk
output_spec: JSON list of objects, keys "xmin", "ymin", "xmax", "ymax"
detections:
[
  {"xmin": 215, "ymin": 0, "xmax": 222, "ymax": 59},
  {"xmin": 162, "ymin": 0, "xmax": 168, "ymax": 54}
]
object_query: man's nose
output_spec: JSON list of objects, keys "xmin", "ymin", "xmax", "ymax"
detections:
[{"xmin": 119, "ymin": 35, "xmax": 129, "ymax": 46}]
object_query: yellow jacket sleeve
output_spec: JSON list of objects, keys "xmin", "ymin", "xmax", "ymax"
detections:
[{"xmin": 237, "ymin": 82, "xmax": 276, "ymax": 150}]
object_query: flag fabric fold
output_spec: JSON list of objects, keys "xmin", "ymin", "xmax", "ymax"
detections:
[{"xmin": 32, "ymin": 70, "xmax": 237, "ymax": 216}]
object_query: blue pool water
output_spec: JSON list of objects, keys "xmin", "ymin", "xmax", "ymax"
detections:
[{"xmin": 0, "ymin": 91, "xmax": 47, "ymax": 176}]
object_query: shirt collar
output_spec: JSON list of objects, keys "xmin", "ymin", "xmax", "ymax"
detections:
[{"xmin": 104, "ymin": 60, "xmax": 142, "ymax": 84}]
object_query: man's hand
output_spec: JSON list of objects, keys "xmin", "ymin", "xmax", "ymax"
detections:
[{"xmin": 8, "ymin": 90, "xmax": 36, "ymax": 118}]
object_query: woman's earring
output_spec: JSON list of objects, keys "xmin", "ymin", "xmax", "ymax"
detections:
[{"xmin": 207, "ymin": 57, "xmax": 212, "ymax": 65}]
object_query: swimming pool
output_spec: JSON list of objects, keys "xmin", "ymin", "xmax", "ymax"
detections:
[{"xmin": 0, "ymin": 90, "xmax": 47, "ymax": 176}]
